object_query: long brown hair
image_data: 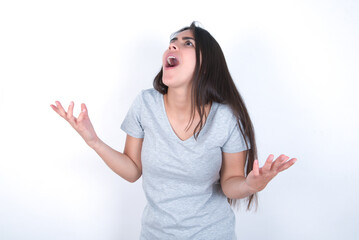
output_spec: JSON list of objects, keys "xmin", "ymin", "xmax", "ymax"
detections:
[{"xmin": 153, "ymin": 22, "xmax": 258, "ymax": 210}]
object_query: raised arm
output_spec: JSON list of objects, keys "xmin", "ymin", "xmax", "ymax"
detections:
[{"xmin": 50, "ymin": 101, "xmax": 143, "ymax": 182}]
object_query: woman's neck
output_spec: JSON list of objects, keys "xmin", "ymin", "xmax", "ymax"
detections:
[
  {"xmin": 164, "ymin": 87, "xmax": 212, "ymax": 123},
  {"xmin": 164, "ymin": 87, "xmax": 192, "ymax": 119}
]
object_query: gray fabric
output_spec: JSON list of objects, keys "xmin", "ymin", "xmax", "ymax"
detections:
[{"xmin": 121, "ymin": 88, "xmax": 250, "ymax": 240}]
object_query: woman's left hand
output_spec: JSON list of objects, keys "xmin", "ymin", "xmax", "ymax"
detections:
[{"xmin": 245, "ymin": 154, "xmax": 297, "ymax": 193}]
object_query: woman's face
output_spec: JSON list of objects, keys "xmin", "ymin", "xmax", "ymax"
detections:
[{"xmin": 162, "ymin": 29, "xmax": 196, "ymax": 90}]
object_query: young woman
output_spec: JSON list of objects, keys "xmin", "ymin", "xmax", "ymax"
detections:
[{"xmin": 51, "ymin": 22, "xmax": 297, "ymax": 239}]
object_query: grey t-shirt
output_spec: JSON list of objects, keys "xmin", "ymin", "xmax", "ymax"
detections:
[{"xmin": 121, "ymin": 88, "xmax": 250, "ymax": 240}]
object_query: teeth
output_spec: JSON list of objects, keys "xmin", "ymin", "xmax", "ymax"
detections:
[{"xmin": 167, "ymin": 56, "xmax": 176, "ymax": 66}]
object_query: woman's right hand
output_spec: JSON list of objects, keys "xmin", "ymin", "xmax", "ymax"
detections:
[{"xmin": 50, "ymin": 101, "xmax": 100, "ymax": 149}]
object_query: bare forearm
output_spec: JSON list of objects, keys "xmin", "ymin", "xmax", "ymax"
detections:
[
  {"xmin": 221, "ymin": 176, "xmax": 258, "ymax": 199},
  {"xmin": 91, "ymin": 139, "xmax": 141, "ymax": 182}
]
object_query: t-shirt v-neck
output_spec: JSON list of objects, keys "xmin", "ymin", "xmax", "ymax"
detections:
[{"xmin": 160, "ymin": 94, "xmax": 214, "ymax": 143}]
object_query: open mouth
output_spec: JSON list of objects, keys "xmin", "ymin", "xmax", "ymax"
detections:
[{"xmin": 166, "ymin": 56, "xmax": 179, "ymax": 68}]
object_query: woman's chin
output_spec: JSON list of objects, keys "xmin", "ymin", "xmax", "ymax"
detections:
[{"xmin": 162, "ymin": 75, "xmax": 178, "ymax": 87}]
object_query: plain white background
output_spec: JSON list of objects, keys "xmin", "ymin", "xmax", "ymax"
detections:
[{"xmin": 0, "ymin": 0, "xmax": 358, "ymax": 239}]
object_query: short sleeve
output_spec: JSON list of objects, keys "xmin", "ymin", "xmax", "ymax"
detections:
[
  {"xmin": 120, "ymin": 91, "xmax": 145, "ymax": 138},
  {"xmin": 221, "ymin": 119, "xmax": 251, "ymax": 153}
]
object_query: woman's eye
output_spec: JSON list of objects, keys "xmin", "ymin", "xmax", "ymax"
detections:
[{"xmin": 185, "ymin": 41, "xmax": 194, "ymax": 47}]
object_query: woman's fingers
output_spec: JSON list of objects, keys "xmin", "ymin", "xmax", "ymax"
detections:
[
  {"xmin": 262, "ymin": 154, "xmax": 274, "ymax": 172},
  {"xmin": 271, "ymin": 154, "xmax": 289, "ymax": 172},
  {"xmin": 253, "ymin": 159, "xmax": 260, "ymax": 176},
  {"xmin": 277, "ymin": 158, "xmax": 297, "ymax": 172},
  {"xmin": 55, "ymin": 101, "xmax": 67, "ymax": 118},
  {"xmin": 67, "ymin": 101, "xmax": 77, "ymax": 125},
  {"xmin": 51, "ymin": 101, "xmax": 81, "ymax": 126},
  {"xmin": 67, "ymin": 101, "xmax": 74, "ymax": 118},
  {"xmin": 77, "ymin": 103, "xmax": 87, "ymax": 122},
  {"xmin": 50, "ymin": 104, "xmax": 60, "ymax": 114},
  {"xmin": 254, "ymin": 154, "xmax": 296, "ymax": 175},
  {"xmin": 50, "ymin": 101, "xmax": 66, "ymax": 118}
]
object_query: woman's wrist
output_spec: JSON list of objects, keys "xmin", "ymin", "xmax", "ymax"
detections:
[
  {"xmin": 88, "ymin": 137, "xmax": 102, "ymax": 150},
  {"xmin": 243, "ymin": 179, "xmax": 259, "ymax": 195}
]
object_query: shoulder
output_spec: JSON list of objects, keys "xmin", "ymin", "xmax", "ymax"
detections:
[
  {"xmin": 131, "ymin": 88, "xmax": 161, "ymax": 105},
  {"xmin": 212, "ymin": 102, "xmax": 237, "ymax": 124},
  {"xmin": 134, "ymin": 88, "xmax": 163, "ymax": 112},
  {"xmin": 138, "ymin": 88, "xmax": 161, "ymax": 101}
]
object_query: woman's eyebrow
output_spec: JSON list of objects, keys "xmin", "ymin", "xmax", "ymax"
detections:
[{"xmin": 170, "ymin": 36, "xmax": 195, "ymax": 42}]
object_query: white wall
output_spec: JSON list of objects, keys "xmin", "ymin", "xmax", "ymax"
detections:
[{"xmin": 0, "ymin": 0, "xmax": 358, "ymax": 239}]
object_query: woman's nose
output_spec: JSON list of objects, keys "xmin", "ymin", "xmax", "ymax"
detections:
[{"xmin": 168, "ymin": 42, "xmax": 178, "ymax": 50}]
